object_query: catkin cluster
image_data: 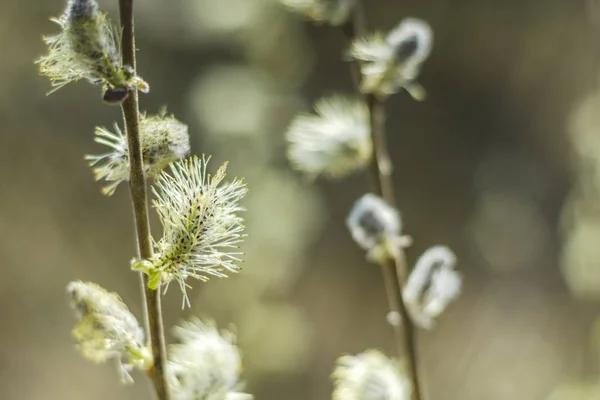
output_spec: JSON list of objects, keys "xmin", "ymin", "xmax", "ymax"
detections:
[
  {"xmin": 38, "ymin": 0, "xmax": 463, "ymax": 397},
  {"xmin": 67, "ymin": 281, "xmax": 150, "ymax": 383},
  {"xmin": 38, "ymin": 0, "xmax": 252, "ymax": 396},
  {"xmin": 135, "ymin": 156, "xmax": 248, "ymax": 307},
  {"xmin": 37, "ymin": 0, "xmax": 149, "ymax": 103},
  {"xmin": 280, "ymin": 1, "xmax": 462, "ymax": 398},
  {"xmin": 85, "ymin": 110, "xmax": 191, "ymax": 195}
]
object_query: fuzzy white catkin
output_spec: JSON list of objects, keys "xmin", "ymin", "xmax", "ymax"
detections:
[
  {"xmin": 280, "ymin": 0, "xmax": 355, "ymax": 26},
  {"xmin": 167, "ymin": 318, "xmax": 252, "ymax": 400},
  {"xmin": 36, "ymin": 0, "xmax": 148, "ymax": 98},
  {"xmin": 286, "ymin": 95, "xmax": 372, "ymax": 179},
  {"xmin": 332, "ymin": 349, "xmax": 412, "ymax": 400},
  {"xmin": 347, "ymin": 193, "xmax": 400, "ymax": 250},
  {"xmin": 85, "ymin": 111, "xmax": 191, "ymax": 195},
  {"xmin": 138, "ymin": 156, "xmax": 247, "ymax": 306},
  {"xmin": 66, "ymin": 281, "xmax": 151, "ymax": 383},
  {"xmin": 346, "ymin": 194, "xmax": 410, "ymax": 262},
  {"xmin": 403, "ymin": 246, "xmax": 462, "ymax": 329},
  {"xmin": 349, "ymin": 18, "xmax": 433, "ymax": 99}
]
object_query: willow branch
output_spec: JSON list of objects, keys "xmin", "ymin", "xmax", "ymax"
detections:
[
  {"xmin": 367, "ymin": 91, "xmax": 423, "ymax": 400},
  {"xmin": 118, "ymin": 1, "xmax": 170, "ymax": 399},
  {"xmin": 342, "ymin": 4, "xmax": 423, "ymax": 400}
]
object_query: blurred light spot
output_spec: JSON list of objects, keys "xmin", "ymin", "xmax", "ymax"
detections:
[
  {"xmin": 469, "ymin": 192, "xmax": 548, "ymax": 272},
  {"xmin": 239, "ymin": 303, "xmax": 313, "ymax": 376},
  {"xmin": 591, "ymin": 317, "xmax": 600, "ymax": 363},
  {"xmin": 569, "ymin": 93, "xmax": 600, "ymax": 164},
  {"xmin": 243, "ymin": 168, "xmax": 326, "ymax": 292},
  {"xmin": 242, "ymin": 7, "xmax": 315, "ymax": 88},
  {"xmin": 464, "ymin": 333, "xmax": 561, "ymax": 399},
  {"xmin": 473, "ymin": 151, "xmax": 550, "ymax": 202},
  {"xmin": 561, "ymin": 217, "xmax": 600, "ymax": 299},
  {"xmin": 189, "ymin": 65, "xmax": 272, "ymax": 138},
  {"xmin": 546, "ymin": 382, "xmax": 600, "ymax": 400},
  {"xmin": 182, "ymin": 0, "xmax": 263, "ymax": 37},
  {"xmin": 456, "ymin": 283, "xmax": 563, "ymax": 400},
  {"xmin": 561, "ymin": 82, "xmax": 600, "ymax": 299}
]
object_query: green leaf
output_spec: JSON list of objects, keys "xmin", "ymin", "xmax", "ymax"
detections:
[{"xmin": 148, "ymin": 272, "xmax": 162, "ymax": 290}]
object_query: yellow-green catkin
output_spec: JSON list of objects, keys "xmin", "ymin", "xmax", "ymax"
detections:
[
  {"xmin": 67, "ymin": 281, "xmax": 151, "ymax": 383},
  {"xmin": 131, "ymin": 156, "xmax": 247, "ymax": 307},
  {"xmin": 37, "ymin": 0, "xmax": 149, "ymax": 103},
  {"xmin": 85, "ymin": 110, "xmax": 191, "ymax": 195}
]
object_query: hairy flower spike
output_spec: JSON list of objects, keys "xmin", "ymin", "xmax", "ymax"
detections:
[
  {"xmin": 332, "ymin": 349, "xmax": 411, "ymax": 400},
  {"xmin": 403, "ymin": 246, "xmax": 462, "ymax": 329},
  {"xmin": 36, "ymin": 0, "xmax": 149, "ymax": 103},
  {"xmin": 286, "ymin": 95, "xmax": 372, "ymax": 179},
  {"xmin": 134, "ymin": 156, "xmax": 247, "ymax": 306},
  {"xmin": 167, "ymin": 318, "xmax": 253, "ymax": 400},
  {"xmin": 346, "ymin": 194, "xmax": 411, "ymax": 263},
  {"xmin": 349, "ymin": 18, "xmax": 433, "ymax": 99},
  {"xmin": 280, "ymin": 0, "xmax": 355, "ymax": 25},
  {"xmin": 66, "ymin": 281, "xmax": 151, "ymax": 383},
  {"xmin": 85, "ymin": 111, "xmax": 191, "ymax": 196}
]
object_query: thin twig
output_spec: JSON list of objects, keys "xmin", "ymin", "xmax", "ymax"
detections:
[
  {"xmin": 118, "ymin": 1, "xmax": 170, "ymax": 399},
  {"xmin": 342, "ymin": 4, "xmax": 423, "ymax": 400}
]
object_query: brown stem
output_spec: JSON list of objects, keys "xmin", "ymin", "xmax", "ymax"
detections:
[
  {"xmin": 366, "ymin": 95, "xmax": 396, "ymax": 204},
  {"xmin": 118, "ymin": 1, "xmax": 170, "ymax": 399},
  {"xmin": 368, "ymin": 93, "xmax": 423, "ymax": 400},
  {"xmin": 342, "ymin": 4, "xmax": 423, "ymax": 400}
]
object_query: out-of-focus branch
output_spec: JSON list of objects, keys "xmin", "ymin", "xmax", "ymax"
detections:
[{"xmin": 341, "ymin": 4, "xmax": 423, "ymax": 399}]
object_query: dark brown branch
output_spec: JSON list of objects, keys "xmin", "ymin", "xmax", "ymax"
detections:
[{"xmin": 118, "ymin": 1, "xmax": 170, "ymax": 399}]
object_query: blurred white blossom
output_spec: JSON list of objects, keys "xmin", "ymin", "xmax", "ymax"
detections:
[
  {"xmin": 332, "ymin": 349, "xmax": 411, "ymax": 400},
  {"xmin": 286, "ymin": 95, "xmax": 371, "ymax": 179},
  {"xmin": 168, "ymin": 318, "xmax": 252, "ymax": 400},
  {"xmin": 133, "ymin": 156, "xmax": 247, "ymax": 306},
  {"xmin": 561, "ymin": 91, "xmax": 600, "ymax": 298},
  {"xmin": 280, "ymin": 0, "xmax": 355, "ymax": 26},
  {"xmin": 346, "ymin": 193, "xmax": 411, "ymax": 263},
  {"xmin": 36, "ymin": 0, "xmax": 148, "ymax": 102},
  {"xmin": 403, "ymin": 246, "xmax": 461, "ymax": 329},
  {"xmin": 86, "ymin": 110, "xmax": 190, "ymax": 195},
  {"xmin": 66, "ymin": 281, "xmax": 151, "ymax": 383},
  {"xmin": 349, "ymin": 18, "xmax": 432, "ymax": 99}
]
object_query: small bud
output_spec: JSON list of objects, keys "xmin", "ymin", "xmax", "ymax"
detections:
[
  {"xmin": 102, "ymin": 87, "xmax": 130, "ymax": 104},
  {"xmin": 36, "ymin": 0, "xmax": 149, "ymax": 100},
  {"xmin": 346, "ymin": 194, "xmax": 410, "ymax": 263},
  {"xmin": 348, "ymin": 18, "xmax": 432, "ymax": 99},
  {"xmin": 286, "ymin": 95, "xmax": 372, "ymax": 179},
  {"xmin": 140, "ymin": 156, "xmax": 247, "ymax": 306},
  {"xmin": 403, "ymin": 246, "xmax": 462, "ymax": 329},
  {"xmin": 386, "ymin": 311, "xmax": 402, "ymax": 327},
  {"xmin": 66, "ymin": 281, "xmax": 151, "ymax": 383},
  {"xmin": 85, "ymin": 111, "xmax": 191, "ymax": 196},
  {"xmin": 167, "ymin": 318, "xmax": 252, "ymax": 400},
  {"xmin": 332, "ymin": 349, "xmax": 412, "ymax": 400},
  {"xmin": 280, "ymin": 0, "xmax": 356, "ymax": 26}
]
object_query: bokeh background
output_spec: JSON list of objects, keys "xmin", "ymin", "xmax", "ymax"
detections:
[{"xmin": 2, "ymin": 0, "xmax": 600, "ymax": 398}]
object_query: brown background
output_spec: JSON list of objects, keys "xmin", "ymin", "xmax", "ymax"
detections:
[{"xmin": 1, "ymin": 0, "xmax": 599, "ymax": 399}]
